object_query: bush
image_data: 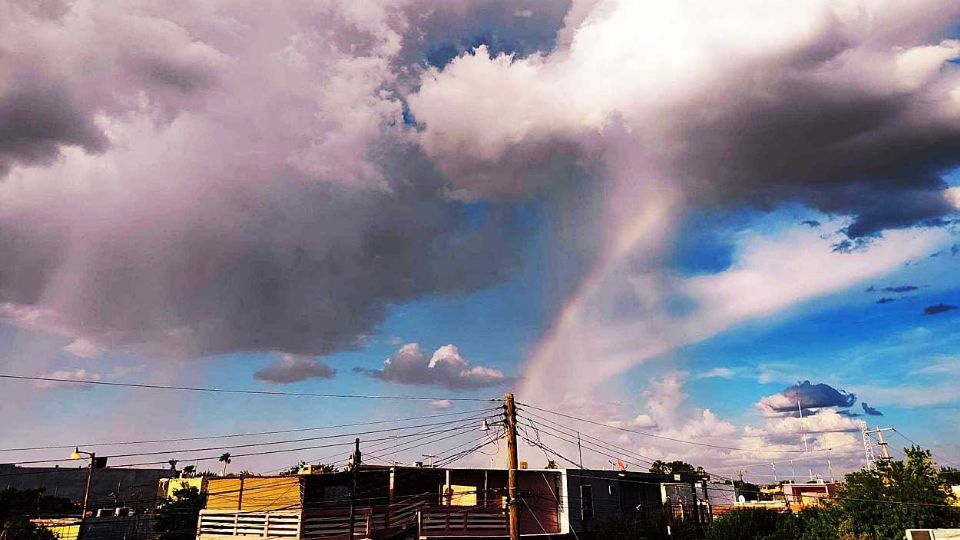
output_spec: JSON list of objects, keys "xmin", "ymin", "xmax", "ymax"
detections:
[{"xmin": 706, "ymin": 508, "xmax": 782, "ymax": 540}]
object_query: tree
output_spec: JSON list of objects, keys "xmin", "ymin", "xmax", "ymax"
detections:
[
  {"xmin": 279, "ymin": 461, "xmax": 338, "ymax": 476},
  {"xmin": 649, "ymin": 460, "xmax": 705, "ymax": 476},
  {"xmin": 705, "ymin": 507, "xmax": 837, "ymax": 540},
  {"xmin": 834, "ymin": 446, "xmax": 960, "ymax": 539},
  {"xmin": 218, "ymin": 453, "xmax": 231, "ymax": 476},
  {"xmin": 706, "ymin": 508, "xmax": 782, "ymax": 540},
  {"xmin": 155, "ymin": 487, "xmax": 206, "ymax": 540},
  {"xmin": 0, "ymin": 488, "xmax": 78, "ymax": 521},
  {"xmin": 0, "ymin": 517, "xmax": 55, "ymax": 540},
  {"xmin": 0, "ymin": 488, "xmax": 76, "ymax": 540}
]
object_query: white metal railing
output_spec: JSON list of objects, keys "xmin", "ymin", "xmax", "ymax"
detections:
[
  {"xmin": 418, "ymin": 508, "xmax": 508, "ymax": 536},
  {"xmin": 198, "ymin": 510, "xmax": 301, "ymax": 538}
]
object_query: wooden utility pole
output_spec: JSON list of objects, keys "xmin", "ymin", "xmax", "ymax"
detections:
[
  {"xmin": 504, "ymin": 392, "xmax": 520, "ymax": 540},
  {"xmin": 863, "ymin": 427, "xmax": 894, "ymax": 464},
  {"xmin": 81, "ymin": 453, "xmax": 95, "ymax": 517},
  {"xmin": 348, "ymin": 438, "xmax": 361, "ymax": 539}
]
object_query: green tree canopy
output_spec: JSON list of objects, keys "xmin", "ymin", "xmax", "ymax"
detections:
[
  {"xmin": 834, "ymin": 446, "xmax": 960, "ymax": 538},
  {"xmin": 649, "ymin": 460, "xmax": 706, "ymax": 476},
  {"xmin": 155, "ymin": 487, "xmax": 206, "ymax": 540}
]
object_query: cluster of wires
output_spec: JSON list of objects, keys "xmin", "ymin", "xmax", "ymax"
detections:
[{"xmin": 0, "ymin": 406, "xmax": 502, "ymax": 476}]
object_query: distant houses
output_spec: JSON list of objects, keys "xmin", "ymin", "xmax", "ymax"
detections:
[{"xmin": 194, "ymin": 465, "xmax": 710, "ymax": 539}]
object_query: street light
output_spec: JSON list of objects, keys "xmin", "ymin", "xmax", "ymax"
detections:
[{"xmin": 71, "ymin": 447, "xmax": 96, "ymax": 518}]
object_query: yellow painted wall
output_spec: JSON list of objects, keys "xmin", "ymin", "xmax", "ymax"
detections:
[
  {"xmin": 205, "ymin": 477, "xmax": 301, "ymax": 511},
  {"xmin": 205, "ymin": 478, "xmax": 242, "ymax": 510},
  {"xmin": 159, "ymin": 477, "xmax": 207, "ymax": 499},
  {"xmin": 32, "ymin": 519, "xmax": 81, "ymax": 540}
]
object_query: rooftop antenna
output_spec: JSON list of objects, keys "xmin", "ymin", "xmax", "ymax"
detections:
[{"xmin": 796, "ymin": 383, "xmax": 813, "ymax": 481}]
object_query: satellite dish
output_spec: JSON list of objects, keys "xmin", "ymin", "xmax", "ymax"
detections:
[{"xmin": 738, "ymin": 495, "xmax": 746, "ymax": 503}]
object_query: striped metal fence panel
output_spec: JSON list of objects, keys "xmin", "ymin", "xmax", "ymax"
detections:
[{"xmin": 198, "ymin": 510, "xmax": 301, "ymax": 538}]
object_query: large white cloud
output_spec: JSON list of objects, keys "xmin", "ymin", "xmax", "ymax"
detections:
[{"xmin": 404, "ymin": 0, "xmax": 960, "ymax": 410}]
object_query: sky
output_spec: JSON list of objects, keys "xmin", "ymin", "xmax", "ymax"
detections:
[{"xmin": 1, "ymin": 0, "xmax": 960, "ymax": 482}]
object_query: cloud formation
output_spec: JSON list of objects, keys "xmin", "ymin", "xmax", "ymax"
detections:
[
  {"xmin": 35, "ymin": 368, "xmax": 101, "ymax": 390},
  {"xmin": 0, "ymin": 0, "xmax": 519, "ymax": 359},
  {"xmin": 696, "ymin": 367, "xmax": 735, "ymax": 380},
  {"xmin": 407, "ymin": 0, "xmax": 960, "ymax": 405},
  {"xmin": 428, "ymin": 399, "xmax": 454, "ymax": 410},
  {"xmin": 924, "ymin": 303, "xmax": 959, "ymax": 315},
  {"xmin": 861, "ymin": 402, "xmax": 884, "ymax": 416},
  {"xmin": 254, "ymin": 354, "xmax": 336, "ymax": 384},
  {"xmin": 410, "ymin": 1, "xmax": 960, "ymax": 237},
  {"xmin": 356, "ymin": 343, "xmax": 506, "ymax": 389},
  {"xmin": 757, "ymin": 380, "xmax": 857, "ymax": 416}
]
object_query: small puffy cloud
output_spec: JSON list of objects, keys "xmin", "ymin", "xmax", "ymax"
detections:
[
  {"xmin": 629, "ymin": 414, "xmax": 658, "ymax": 429},
  {"xmin": 428, "ymin": 399, "xmax": 454, "ymax": 410},
  {"xmin": 35, "ymin": 369, "xmax": 101, "ymax": 390},
  {"xmin": 757, "ymin": 380, "xmax": 856, "ymax": 416},
  {"xmin": 924, "ymin": 303, "xmax": 958, "ymax": 315},
  {"xmin": 876, "ymin": 297, "xmax": 897, "ymax": 304},
  {"xmin": 696, "ymin": 367, "xmax": 734, "ymax": 379},
  {"xmin": 642, "ymin": 371, "xmax": 688, "ymax": 424},
  {"xmin": 356, "ymin": 343, "xmax": 506, "ymax": 389},
  {"xmin": 254, "ymin": 354, "xmax": 336, "ymax": 384},
  {"xmin": 861, "ymin": 402, "xmax": 883, "ymax": 416},
  {"xmin": 62, "ymin": 338, "xmax": 104, "ymax": 359}
]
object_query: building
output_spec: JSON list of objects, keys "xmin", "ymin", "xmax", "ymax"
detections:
[
  {"xmin": 194, "ymin": 466, "xmax": 707, "ymax": 539},
  {"xmin": 781, "ymin": 480, "xmax": 836, "ymax": 511},
  {"xmin": 0, "ymin": 464, "xmax": 175, "ymax": 513},
  {"xmin": 158, "ymin": 476, "xmax": 209, "ymax": 500}
]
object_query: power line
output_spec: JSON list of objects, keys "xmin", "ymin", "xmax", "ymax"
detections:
[
  {"xmin": 521, "ymin": 409, "xmax": 657, "ymax": 465},
  {"xmin": 0, "ymin": 424, "xmax": 483, "ymax": 475},
  {"xmin": 519, "ymin": 401, "xmax": 824, "ymax": 454},
  {"xmin": 9, "ymin": 417, "xmax": 486, "ymax": 466},
  {"xmin": 0, "ymin": 407, "xmax": 497, "ymax": 453},
  {"xmin": 0, "ymin": 373, "xmax": 496, "ymax": 402},
  {"xmin": 891, "ymin": 428, "xmax": 960, "ymax": 468}
]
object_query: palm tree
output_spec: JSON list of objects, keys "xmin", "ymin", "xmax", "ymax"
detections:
[{"xmin": 219, "ymin": 453, "xmax": 231, "ymax": 476}]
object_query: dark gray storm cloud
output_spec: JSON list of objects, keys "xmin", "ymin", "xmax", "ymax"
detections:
[
  {"xmin": 882, "ymin": 285, "xmax": 919, "ymax": 293},
  {"xmin": 776, "ymin": 380, "xmax": 857, "ymax": 412},
  {"xmin": 0, "ymin": 78, "xmax": 108, "ymax": 175},
  {"xmin": 861, "ymin": 402, "xmax": 883, "ymax": 416},
  {"xmin": 411, "ymin": 1, "xmax": 960, "ymax": 241},
  {"xmin": 0, "ymin": 1, "xmax": 522, "ymax": 359},
  {"xmin": 924, "ymin": 303, "xmax": 959, "ymax": 315}
]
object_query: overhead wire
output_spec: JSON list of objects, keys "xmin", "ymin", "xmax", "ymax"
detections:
[
  {"xmin": 0, "ymin": 407, "xmax": 496, "ymax": 453},
  {"xmin": 0, "ymin": 373, "xmax": 497, "ymax": 402},
  {"xmin": 519, "ymin": 400, "xmax": 833, "ymax": 454}
]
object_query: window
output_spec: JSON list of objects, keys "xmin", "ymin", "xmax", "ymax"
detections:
[{"xmin": 580, "ymin": 485, "xmax": 593, "ymax": 520}]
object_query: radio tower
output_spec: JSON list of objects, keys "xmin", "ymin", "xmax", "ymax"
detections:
[{"xmin": 861, "ymin": 421, "xmax": 877, "ymax": 470}]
